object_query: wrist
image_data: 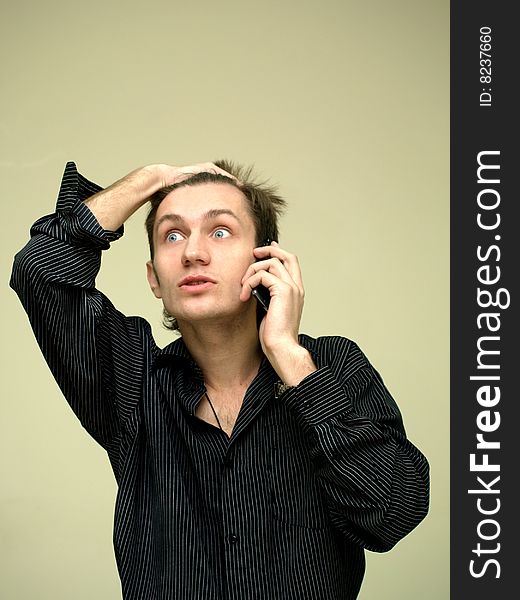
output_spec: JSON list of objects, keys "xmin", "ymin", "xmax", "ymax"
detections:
[{"xmin": 266, "ymin": 342, "xmax": 317, "ymax": 387}]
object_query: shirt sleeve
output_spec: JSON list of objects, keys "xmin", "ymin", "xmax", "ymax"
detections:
[
  {"xmin": 9, "ymin": 162, "xmax": 149, "ymax": 456},
  {"xmin": 280, "ymin": 335, "xmax": 430, "ymax": 552}
]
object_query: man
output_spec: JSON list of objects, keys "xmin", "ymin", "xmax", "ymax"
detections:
[{"xmin": 10, "ymin": 160, "xmax": 429, "ymax": 600}]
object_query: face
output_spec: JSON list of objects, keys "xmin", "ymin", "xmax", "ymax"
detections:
[{"xmin": 146, "ymin": 182, "xmax": 258, "ymax": 329}]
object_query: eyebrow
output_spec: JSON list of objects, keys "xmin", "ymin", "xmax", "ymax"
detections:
[{"xmin": 155, "ymin": 209, "xmax": 242, "ymax": 231}]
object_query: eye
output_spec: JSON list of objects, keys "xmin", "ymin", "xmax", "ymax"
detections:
[
  {"xmin": 166, "ymin": 231, "xmax": 185, "ymax": 243},
  {"xmin": 212, "ymin": 228, "xmax": 231, "ymax": 239}
]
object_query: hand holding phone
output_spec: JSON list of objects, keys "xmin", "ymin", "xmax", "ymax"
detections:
[{"xmin": 251, "ymin": 239, "xmax": 273, "ymax": 311}]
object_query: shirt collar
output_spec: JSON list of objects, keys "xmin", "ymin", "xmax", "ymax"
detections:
[
  {"xmin": 153, "ymin": 336, "xmax": 199, "ymax": 371},
  {"xmin": 153, "ymin": 333, "xmax": 321, "ymax": 371},
  {"xmin": 151, "ymin": 333, "xmax": 322, "ymax": 420}
]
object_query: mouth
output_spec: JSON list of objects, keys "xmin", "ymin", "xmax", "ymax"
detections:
[{"xmin": 178, "ymin": 275, "xmax": 217, "ymax": 290}]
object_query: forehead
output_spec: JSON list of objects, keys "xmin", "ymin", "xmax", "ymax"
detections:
[{"xmin": 156, "ymin": 182, "xmax": 251, "ymax": 225}]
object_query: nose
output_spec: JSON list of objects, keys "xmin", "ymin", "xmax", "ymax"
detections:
[{"xmin": 181, "ymin": 233, "xmax": 210, "ymax": 266}]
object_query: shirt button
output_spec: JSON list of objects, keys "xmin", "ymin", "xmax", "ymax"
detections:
[{"xmin": 227, "ymin": 533, "xmax": 239, "ymax": 545}]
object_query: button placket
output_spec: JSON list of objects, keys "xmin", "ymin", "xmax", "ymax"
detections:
[{"xmin": 227, "ymin": 533, "xmax": 239, "ymax": 545}]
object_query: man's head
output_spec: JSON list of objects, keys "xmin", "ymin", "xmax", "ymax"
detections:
[{"xmin": 145, "ymin": 160, "xmax": 286, "ymax": 330}]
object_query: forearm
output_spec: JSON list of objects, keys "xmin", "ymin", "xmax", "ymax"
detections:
[
  {"xmin": 83, "ymin": 165, "xmax": 164, "ymax": 231},
  {"xmin": 318, "ymin": 415, "xmax": 430, "ymax": 551},
  {"xmin": 286, "ymin": 367, "xmax": 429, "ymax": 550},
  {"xmin": 279, "ymin": 337, "xmax": 430, "ymax": 551}
]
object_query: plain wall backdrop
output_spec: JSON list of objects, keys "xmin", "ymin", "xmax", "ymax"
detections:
[{"xmin": 1, "ymin": 1, "xmax": 448, "ymax": 598}]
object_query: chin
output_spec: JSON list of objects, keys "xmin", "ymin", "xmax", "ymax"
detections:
[{"xmin": 171, "ymin": 298, "xmax": 254, "ymax": 327}]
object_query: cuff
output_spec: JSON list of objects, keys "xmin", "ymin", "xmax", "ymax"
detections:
[
  {"xmin": 56, "ymin": 161, "xmax": 104, "ymax": 210},
  {"xmin": 280, "ymin": 365, "xmax": 358, "ymax": 427},
  {"xmin": 69, "ymin": 200, "xmax": 123, "ymax": 246},
  {"xmin": 51, "ymin": 161, "xmax": 124, "ymax": 247}
]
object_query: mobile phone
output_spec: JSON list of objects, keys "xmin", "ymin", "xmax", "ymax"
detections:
[{"xmin": 251, "ymin": 238, "xmax": 273, "ymax": 311}]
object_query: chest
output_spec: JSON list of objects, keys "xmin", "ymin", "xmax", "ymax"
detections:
[
  {"xmin": 133, "ymin": 392, "xmax": 330, "ymax": 532},
  {"xmin": 194, "ymin": 392, "xmax": 244, "ymax": 437}
]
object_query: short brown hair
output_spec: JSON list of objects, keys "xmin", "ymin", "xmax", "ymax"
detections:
[{"xmin": 144, "ymin": 159, "xmax": 287, "ymax": 330}]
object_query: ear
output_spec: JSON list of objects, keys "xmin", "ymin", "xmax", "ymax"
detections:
[{"xmin": 146, "ymin": 260, "xmax": 162, "ymax": 299}]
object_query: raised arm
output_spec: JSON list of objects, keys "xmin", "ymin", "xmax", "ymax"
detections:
[{"xmin": 10, "ymin": 161, "xmax": 236, "ymax": 455}]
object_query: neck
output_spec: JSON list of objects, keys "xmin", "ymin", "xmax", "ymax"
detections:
[{"xmin": 178, "ymin": 312, "xmax": 263, "ymax": 393}]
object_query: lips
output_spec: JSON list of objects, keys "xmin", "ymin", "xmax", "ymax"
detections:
[{"xmin": 178, "ymin": 275, "xmax": 216, "ymax": 287}]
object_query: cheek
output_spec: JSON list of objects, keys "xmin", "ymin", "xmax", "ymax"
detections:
[
  {"xmin": 153, "ymin": 258, "xmax": 177, "ymax": 289},
  {"xmin": 230, "ymin": 254, "xmax": 254, "ymax": 280}
]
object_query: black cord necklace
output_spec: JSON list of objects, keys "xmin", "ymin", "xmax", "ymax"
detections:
[{"xmin": 205, "ymin": 392, "xmax": 224, "ymax": 432}]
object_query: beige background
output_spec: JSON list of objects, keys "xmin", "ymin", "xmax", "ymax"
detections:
[{"xmin": 1, "ymin": 1, "xmax": 448, "ymax": 598}]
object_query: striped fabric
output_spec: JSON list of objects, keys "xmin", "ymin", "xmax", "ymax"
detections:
[{"xmin": 10, "ymin": 163, "xmax": 430, "ymax": 600}]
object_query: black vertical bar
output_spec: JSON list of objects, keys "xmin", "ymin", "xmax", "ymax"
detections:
[{"xmin": 451, "ymin": 2, "xmax": 518, "ymax": 598}]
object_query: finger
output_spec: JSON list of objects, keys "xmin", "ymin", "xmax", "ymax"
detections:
[
  {"xmin": 199, "ymin": 162, "xmax": 240, "ymax": 183},
  {"xmin": 170, "ymin": 163, "xmax": 240, "ymax": 186},
  {"xmin": 241, "ymin": 257, "xmax": 294, "ymax": 287},
  {"xmin": 240, "ymin": 270, "xmax": 283, "ymax": 302},
  {"xmin": 216, "ymin": 169, "xmax": 241, "ymax": 183},
  {"xmin": 252, "ymin": 246, "xmax": 304, "ymax": 291},
  {"xmin": 241, "ymin": 266, "xmax": 303, "ymax": 302},
  {"xmin": 253, "ymin": 245, "xmax": 297, "ymax": 267}
]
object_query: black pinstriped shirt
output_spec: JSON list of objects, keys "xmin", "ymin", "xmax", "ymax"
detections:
[{"xmin": 10, "ymin": 163, "xmax": 429, "ymax": 600}]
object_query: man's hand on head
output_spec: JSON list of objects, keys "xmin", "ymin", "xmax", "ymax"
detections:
[
  {"xmin": 151, "ymin": 162, "xmax": 240, "ymax": 190},
  {"xmin": 84, "ymin": 162, "xmax": 238, "ymax": 232},
  {"xmin": 240, "ymin": 242, "xmax": 317, "ymax": 386}
]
